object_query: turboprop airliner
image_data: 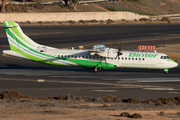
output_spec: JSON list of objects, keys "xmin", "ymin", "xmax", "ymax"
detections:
[{"xmin": 2, "ymin": 21, "xmax": 178, "ymax": 73}]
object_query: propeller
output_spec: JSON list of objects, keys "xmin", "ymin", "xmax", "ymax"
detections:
[{"xmin": 116, "ymin": 44, "xmax": 122, "ymax": 59}]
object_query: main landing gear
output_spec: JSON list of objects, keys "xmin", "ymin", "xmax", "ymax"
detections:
[{"xmin": 94, "ymin": 67, "xmax": 102, "ymax": 73}]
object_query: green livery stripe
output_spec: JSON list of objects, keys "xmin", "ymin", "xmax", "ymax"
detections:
[
  {"xmin": 57, "ymin": 58, "xmax": 117, "ymax": 69},
  {"xmin": 6, "ymin": 21, "xmax": 33, "ymax": 46},
  {"xmin": 10, "ymin": 44, "xmax": 65, "ymax": 66},
  {"xmin": 5, "ymin": 26, "xmax": 47, "ymax": 56},
  {"xmin": 12, "ymin": 27, "xmax": 34, "ymax": 46},
  {"xmin": 167, "ymin": 59, "xmax": 177, "ymax": 63}
]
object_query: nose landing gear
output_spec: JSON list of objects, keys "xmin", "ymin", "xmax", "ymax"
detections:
[{"xmin": 164, "ymin": 69, "xmax": 169, "ymax": 74}]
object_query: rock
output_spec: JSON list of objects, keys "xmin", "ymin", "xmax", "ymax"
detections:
[
  {"xmin": 148, "ymin": 101, "xmax": 155, "ymax": 105},
  {"xmin": 90, "ymin": 19, "xmax": 98, "ymax": 23},
  {"xmin": 65, "ymin": 94, "xmax": 75, "ymax": 101},
  {"xmin": 75, "ymin": 96, "xmax": 84, "ymax": 102},
  {"xmin": 177, "ymin": 112, "xmax": 180, "ymax": 115},
  {"xmin": 161, "ymin": 17, "xmax": 171, "ymax": 23},
  {"xmin": 127, "ymin": 97, "xmax": 141, "ymax": 103},
  {"xmin": 102, "ymin": 95, "xmax": 122, "ymax": 102},
  {"xmin": 119, "ymin": 112, "xmax": 130, "ymax": 117},
  {"xmin": 93, "ymin": 97, "xmax": 103, "ymax": 103},
  {"xmin": 130, "ymin": 113, "xmax": 142, "ymax": 118},
  {"xmin": 1, "ymin": 91, "xmax": 20, "ymax": 99},
  {"xmin": 114, "ymin": 98, "xmax": 122, "ymax": 103},
  {"xmin": 139, "ymin": 18, "xmax": 149, "ymax": 21},
  {"xmin": 21, "ymin": 95, "xmax": 29, "ymax": 99},
  {"xmin": 158, "ymin": 97, "xmax": 167, "ymax": 104},
  {"xmin": 54, "ymin": 96, "xmax": 65, "ymax": 100},
  {"xmin": 159, "ymin": 111, "xmax": 165, "ymax": 116},
  {"xmin": 155, "ymin": 101, "xmax": 164, "ymax": 106},
  {"xmin": 175, "ymin": 96, "xmax": 180, "ymax": 100}
]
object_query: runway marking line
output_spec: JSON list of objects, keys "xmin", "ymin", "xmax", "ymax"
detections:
[{"xmin": 37, "ymin": 79, "xmax": 45, "ymax": 82}]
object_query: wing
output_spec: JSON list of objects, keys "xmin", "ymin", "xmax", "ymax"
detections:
[{"xmin": 89, "ymin": 45, "xmax": 119, "ymax": 58}]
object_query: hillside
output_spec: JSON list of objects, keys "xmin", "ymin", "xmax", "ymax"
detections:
[
  {"xmin": 1, "ymin": 0, "xmax": 180, "ymax": 15},
  {"xmin": 100, "ymin": 0, "xmax": 180, "ymax": 15}
]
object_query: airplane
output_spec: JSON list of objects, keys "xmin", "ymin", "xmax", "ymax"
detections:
[{"xmin": 2, "ymin": 21, "xmax": 178, "ymax": 73}]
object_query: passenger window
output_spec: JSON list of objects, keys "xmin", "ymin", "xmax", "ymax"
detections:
[
  {"xmin": 139, "ymin": 58, "xmax": 141, "ymax": 60},
  {"xmin": 132, "ymin": 58, "xmax": 134, "ymax": 60},
  {"xmin": 125, "ymin": 57, "xmax": 127, "ymax": 60},
  {"xmin": 129, "ymin": 58, "xmax": 130, "ymax": 60},
  {"xmin": 93, "ymin": 56, "xmax": 95, "ymax": 59},
  {"xmin": 118, "ymin": 57, "xmax": 120, "ymax": 60},
  {"xmin": 58, "ymin": 55, "xmax": 60, "ymax": 57},
  {"xmin": 135, "ymin": 58, "xmax": 137, "ymax": 60},
  {"xmin": 142, "ymin": 58, "xmax": 145, "ymax": 61},
  {"xmin": 122, "ymin": 57, "xmax": 124, "ymax": 60},
  {"xmin": 68, "ymin": 55, "xmax": 70, "ymax": 58},
  {"xmin": 61, "ymin": 55, "xmax": 63, "ymax": 57},
  {"xmin": 75, "ymin": 56, "xmax": 77, "ymax": 58},
  {"xmin": 82, "ymin": 56, "xmax": 84, "ymax": 58},
  {"xmin": 111, "ymin": 58, "xmax": 113, "ymax": 60},
  {"xmin": 71, "ymin": 55, "xmax": 74, "ymax": 58},
  {"xmin": 86, "ymin": 56, "xmax": 88, "ymax": 59}
]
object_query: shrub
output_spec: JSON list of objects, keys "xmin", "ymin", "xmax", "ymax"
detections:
[
  {"xmin": 161, "ymin": 17, "xmax": 171, "ymax": 23},
  {"xmin": 68, "ymin": 20, "xmax": 76, "ymax": 24},
  {"xmin": 1, "ymin": 91, "xmax": 20, "ymax": 99},
  {"xmin": 119, "ymin": 112, "xmax": 130, "ymax": 117},
  {"xmin": 54, "ymin": 96, "xmax": 65, "ymax": 100},
  {"xmin": 31, "ymin": 0, "xmax": 44, "ymax": 10},
  {"xmin": 159, "ymin": 111, "xmax": 165, "ymax": 116},
  {"xmin": 127, "ymin": 97, "xmax": 141, "ymax": 103},
  {"xmin": 177, "ymin": 112, "xmax": 180, "ymax": 115},
  {"xmin": 158, "ymin": 97, "xmax": 167, "ymax": 104},
  {"xmin": 102, "ymin": 95, "xmax": 122, "ymax": 102},
  {"xmin": 78, "ymin": 20, "xmax": 85, "ymax": 24},
  {"xmin": 90, "ymin": 19, "xmax": 98, "ymax": 23},
  {"xmin": 130, "ymin": 113, "xmax": 142, "ymax": 118},
  {"xmin": 93, "ymin": 97, "xmax": 103, "ymax": 103},
  {"xmin": 155, "ymin": 101, "xmax": 164, "ymax": 106},
  {"xmin": 139, "ymin": 18, "xmax": 149, "ymax": 21}
]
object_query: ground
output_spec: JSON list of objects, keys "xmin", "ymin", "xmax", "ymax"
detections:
[
  {"xmin": 1, "ymin": 0, "xmax": 180, "ymax": 15},
  {"xmin": 1, "ymin": 99, "xmax": 180, "ymax": 120}
]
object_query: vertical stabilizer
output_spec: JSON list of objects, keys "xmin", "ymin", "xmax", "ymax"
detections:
[{"xmin": 3, "ymin": 21, "xmax": 55, "ymax": 51}]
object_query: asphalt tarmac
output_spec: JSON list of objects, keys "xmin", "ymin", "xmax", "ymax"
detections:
[{"xmin": 0, "ymin": 24, "xmax": 180, "ymax": 99}]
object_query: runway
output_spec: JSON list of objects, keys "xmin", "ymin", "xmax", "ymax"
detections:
[{"xmin": 0, "ymin": 24, "xmax": 180, "ymax": 99}]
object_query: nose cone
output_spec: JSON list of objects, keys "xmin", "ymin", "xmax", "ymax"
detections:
[
  {"xmin": 171, "ymin": 60, "xmax": 178, "ymax": 68},
  {"xmin": 167, "ymin": 59, "xmax": 178, "ymax": 68},
  {"xmin": 173, "ymin": 62, "xmax": 178, "ymax": 68}
]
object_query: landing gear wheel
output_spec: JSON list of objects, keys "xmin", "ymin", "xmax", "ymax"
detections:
[
  {"xmin": 94, "ymin": 68, "xmax": 99, "ymax": 73},
  {"xmin": 164, "ymin": 69, "xmax": 169, "ymax": 74}
]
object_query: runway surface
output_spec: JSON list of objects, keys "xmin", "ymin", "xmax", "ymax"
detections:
[{"xmin": 0, "ymin": 24, "xmax": 180, "ymax": 99}]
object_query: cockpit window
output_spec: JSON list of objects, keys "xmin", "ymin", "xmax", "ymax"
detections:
[{"xmin": 160, "ymin": 56, "xmax": 170, "ymax": 59}]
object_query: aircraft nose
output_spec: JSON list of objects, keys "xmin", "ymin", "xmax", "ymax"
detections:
[{"xmin": 172, "ymin": 61, "xmax": 178, "ymax": 68}]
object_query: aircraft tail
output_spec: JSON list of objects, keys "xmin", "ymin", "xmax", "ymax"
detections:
[{"xmin": 3, "ymin": 21, "xmax": 55, "ymax": 51}]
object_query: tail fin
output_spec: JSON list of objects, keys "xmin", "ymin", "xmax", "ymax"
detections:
[{"xmin": 3, "ymin": 21, "xmax": 55, "ymax": 51}]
